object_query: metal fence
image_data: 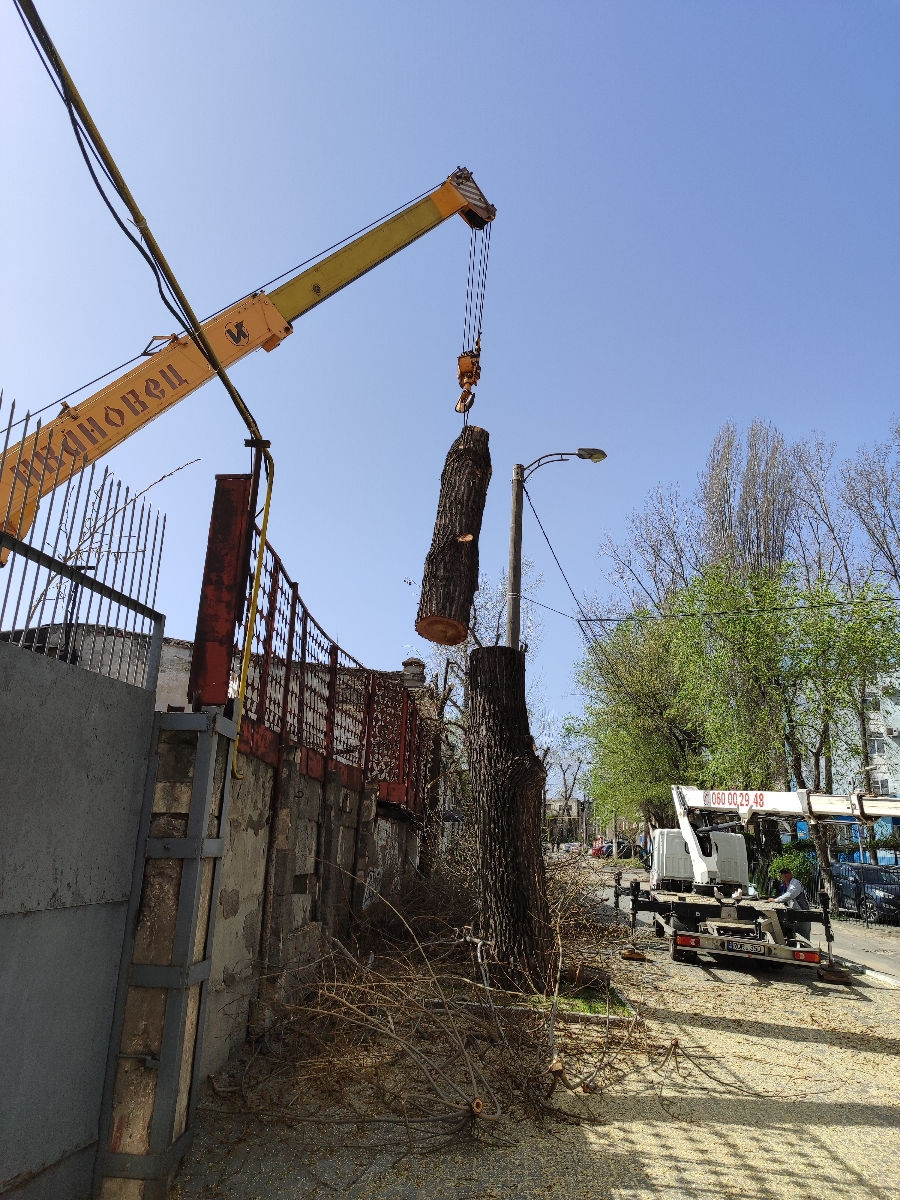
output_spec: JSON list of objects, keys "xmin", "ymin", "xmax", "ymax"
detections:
[
  {"xmin": 0, "ymin": 396, "xmax": 165, "ymax": 689},
  {"xmin": 230, "ymin": 529, "xmax": 435, "ymax": 812}
]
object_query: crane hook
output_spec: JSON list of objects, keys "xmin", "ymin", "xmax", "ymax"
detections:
[{"xmin": 456, "ymin": 336, "xmax": 481, "ymax": 413}]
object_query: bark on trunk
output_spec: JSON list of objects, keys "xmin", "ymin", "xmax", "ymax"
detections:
[
  {"xmin": 757, "ymin": 818, "xmax": 784, "ymax": 862},
  {"xmin": 416, "ymin": 426, "xmax": 491, "ymax": 646},
  {"xmin": 808, "ymin": 817, "xmax": 838, "ymax": 908},
  {"xmin": 787, "ymin": 741, "xmax": 838, "ymax": 908},
  {"xmin": 468, "ymin": 646, "xmax": 554, "ymax": 992}
]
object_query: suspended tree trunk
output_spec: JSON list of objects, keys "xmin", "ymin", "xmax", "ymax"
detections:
[
  {"xmin": 416, "ymin": 426, "xmax": 491, "ymax": 646},
  {"xmin": 468, "ymin": 646, "xmax": 554, "ymax": 992}
]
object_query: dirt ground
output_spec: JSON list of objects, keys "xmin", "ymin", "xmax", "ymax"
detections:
[{"xmin": 175, "ymin": 925, "xmax": 899, "ymax": 1200}]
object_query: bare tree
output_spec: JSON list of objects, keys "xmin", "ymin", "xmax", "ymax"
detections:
[
  {"xmin": 599, "ymin": 483, "xmax": 700, "ymax": 612},
  {"xmin": 700, "ymin": 420, "xmax": 794, "ymax": 574},
  {"xmin": 788, "ymin": 434, "xmax": 859, "ymax": 590},
  {"xmin": 842, "ymin": 424, "xmax": 900, "ymax": 593}
]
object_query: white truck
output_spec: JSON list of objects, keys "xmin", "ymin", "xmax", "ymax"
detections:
[{"xmin": 617, "ymin": 785, "xmax": 900, "ymax": 972}]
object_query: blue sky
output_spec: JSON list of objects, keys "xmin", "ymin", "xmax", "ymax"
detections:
[{"xmin": 3, "ymin": 1, "xmax": 899, "ymax": 724}]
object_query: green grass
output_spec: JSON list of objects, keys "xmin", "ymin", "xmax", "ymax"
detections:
[{"xmin": 526, "ymin": 984, "xmax": 632, "ymax": 1017}]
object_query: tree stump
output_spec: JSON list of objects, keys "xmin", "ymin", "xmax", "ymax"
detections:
[
  {"xmin": 468, "ymin": 645, "xmax": 554, "ymax": 991},
  {"xmin": 416, "ymin": 426, "xmax": 491, "ymax": 646}
]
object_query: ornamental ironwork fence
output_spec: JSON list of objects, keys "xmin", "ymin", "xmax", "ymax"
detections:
[
  {"xmin": 190, "ymin": 475, "xmax": 436, "ymax": 813},
  {"xmin": 0, "ymin": 396, "xmax": 165, "ymax": 690}
]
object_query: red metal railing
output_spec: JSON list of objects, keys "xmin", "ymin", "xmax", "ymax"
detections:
[{"xmin": 190, "ymin": 477, "xmax": 431, "ymax": 812}]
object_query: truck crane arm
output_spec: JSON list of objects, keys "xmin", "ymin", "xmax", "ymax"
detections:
[
  {"xmin": 1, "ymin": 169, "xmax": 495, "ymax": 549},
  {"xmin": 674, "ymin": 785, "xmax": 900, "ymax": 824}
]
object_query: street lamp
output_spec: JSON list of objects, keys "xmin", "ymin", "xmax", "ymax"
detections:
[{"xmin": 505, "ymin": 448, "xmax": 607, "ymax": 649}]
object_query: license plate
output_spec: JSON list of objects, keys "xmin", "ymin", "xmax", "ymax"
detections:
[{"xmin": 726, "ymin": 940, "xmax": 765, "ymax": 955}]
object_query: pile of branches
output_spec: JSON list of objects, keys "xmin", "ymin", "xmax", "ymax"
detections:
[{"xmin": 205, "ymin": 857, "xmax": 648, "ymax": 1154}]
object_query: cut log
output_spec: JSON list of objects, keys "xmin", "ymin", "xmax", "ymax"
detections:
[
  {"xmin": 416, "ymin": 426, "xmax": 491, "ymax": 646},
  {"xmin": 468, "ymin": 645, "xmax": 554, "ymax": 991}
]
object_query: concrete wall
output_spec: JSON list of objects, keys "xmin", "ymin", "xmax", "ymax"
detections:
[
  {"xmin": 154, "ymin": 638, "xmax": 193, "ymax": 712},
  {"xmin": 0, "ymin": 641, "xmax": 155, "ymax": 1198}
]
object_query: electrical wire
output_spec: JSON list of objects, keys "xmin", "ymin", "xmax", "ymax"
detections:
[
  {"xmin": 524, "ymin": 591, "xmax": 900, "ymax": 628},
  {"xmin": 519, "ymin": 485, "xmax": 900, "ymax": 749},
  {"xmin": 15, "ymin": 0, "xmax": 275, "ymax": 778},
  {"xmin": 13, "ymin": 0, "xmax": 193, "ymax": 339},
  {"xmin": 522, "ymin": 484, "xmax": 592, "ymax": 626},
  {"xmin": 520, "ymin": 484, "xmax": 899, "ymax": 629},
  {"xmin": 520, "ymin": 484, "xmax": 657, "ymax": 717}
]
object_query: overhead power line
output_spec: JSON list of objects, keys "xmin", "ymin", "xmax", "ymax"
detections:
[{"xmin": 523, "ymin": 591, "xmax": 900, "ymax": 628}]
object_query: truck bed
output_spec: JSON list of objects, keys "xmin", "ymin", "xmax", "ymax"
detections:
[{"xmin": 618, "ymin": 881, "xmax": 831, "ymax": 968}]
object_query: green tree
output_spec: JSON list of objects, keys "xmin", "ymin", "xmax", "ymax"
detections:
[{"xmin": 573, "ymin": 611, "xmax": 704, "ymax": 831}]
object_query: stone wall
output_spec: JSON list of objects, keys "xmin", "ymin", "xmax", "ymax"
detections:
[
  {"xmin": 200, "ymin": 752, "xmax": 272, "ymax": 1077},
  {"xmin": 196, "ymin": 742, "xmax": 417, "ymax": 1080}
]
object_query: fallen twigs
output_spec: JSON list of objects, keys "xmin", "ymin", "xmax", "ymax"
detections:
[{"xmin": 202, "ymin": 860, "xmax": 653, "ymax": 1157}]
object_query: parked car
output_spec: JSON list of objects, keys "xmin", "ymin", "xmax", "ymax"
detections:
[
  {"xmin": 830, "ymin": 861, "xmax": 900, "ymax": 924},
  {"xmin": 598, "ymin": 841, "xmax": 648, "ymax": 863}
]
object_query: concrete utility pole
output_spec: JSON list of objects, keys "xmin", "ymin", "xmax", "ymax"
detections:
[
  {"xmin": 505, "ymin": 448, "xmax": 607, "ymax": 650},
  {"xmin": 506, "ymin": 463, "xmax": 526, "ymax": 652}
]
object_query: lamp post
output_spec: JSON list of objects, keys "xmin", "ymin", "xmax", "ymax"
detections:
[{"xmin": 505, "ymin": 447, "xmax": 607, "ymax": 650}]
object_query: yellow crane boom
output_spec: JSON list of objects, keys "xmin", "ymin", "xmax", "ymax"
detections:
[{"xmin": 2, "ymin": 169, "xmax": 495, "ymax": 546}]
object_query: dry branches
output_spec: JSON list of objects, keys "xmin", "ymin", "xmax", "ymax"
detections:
[{"xmin": 202, "ymin": 859, "xmax": 651, "ymax": 1158}]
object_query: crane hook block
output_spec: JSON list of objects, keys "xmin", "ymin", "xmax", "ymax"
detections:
[{"xmin": 456, "ymin": 342, "xmax": 481, "ymax": 414}]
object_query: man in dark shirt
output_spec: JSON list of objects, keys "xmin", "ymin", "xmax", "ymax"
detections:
[{"xmin": 770, "ymin": 867, "xmax": 811, "ymax": 942}]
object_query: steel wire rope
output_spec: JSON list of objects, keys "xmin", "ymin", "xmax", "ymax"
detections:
[
  {"xmin": 252, "ymin": 181, "xmax": 444, "ymax": 298},
  {"xmin": 459, "ymin": 224, "xmax": 491, "ymax": 427},
  {"xmin": 15, "ymin": 0, "xmax": 274, "ymax": 775},
  {"xmin": 6, "ymin": 162, "xmax": 444, "ymax": 426},
  {"xmin": 473, "ymin": 222, "xmax": 491, "ymax": 340}
]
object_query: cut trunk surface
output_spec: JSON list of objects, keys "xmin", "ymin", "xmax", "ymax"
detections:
[
  {"xmin": 468, "ymin": 645, "xmax": 554, "ymax": 991},
  {"xmin": 416, "ymin": 426, "xmax": 491, "ymax": 646}
]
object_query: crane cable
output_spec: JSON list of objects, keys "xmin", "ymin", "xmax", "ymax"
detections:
[
  {"xmin": 457, "ymin": 223, "xmax": 491, "ymax": 420},
  {"xmin": 15, "ymin": 0, "xmax": 270, "ymax": 776}
]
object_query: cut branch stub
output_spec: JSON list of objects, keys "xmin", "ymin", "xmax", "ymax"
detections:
[{"xmin": 416, "ymin": 425, "xmax": 491, "ymax": 645}]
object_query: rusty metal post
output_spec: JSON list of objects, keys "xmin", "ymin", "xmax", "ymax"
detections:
[
  {"xmin": 324, "ymin": 643, "xmax": 339, "ymax": 761},
  {"xmin": 253, "ymin": 553, "xmax": 280, "ymax": 727},
  {"xmin": 296, "ymin": 608, "xmax": 308, "ymax": 749},
  {"xmin": 361, "ymin": 672, "xmax": 376, "ymax": 777},
  {"xmin": 279, "ymin": 583, "xmax": 299, "ymax": 746},
  {"xmin": 188, "ymin": 475, "xmax": 254, "ymax": 706}
]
